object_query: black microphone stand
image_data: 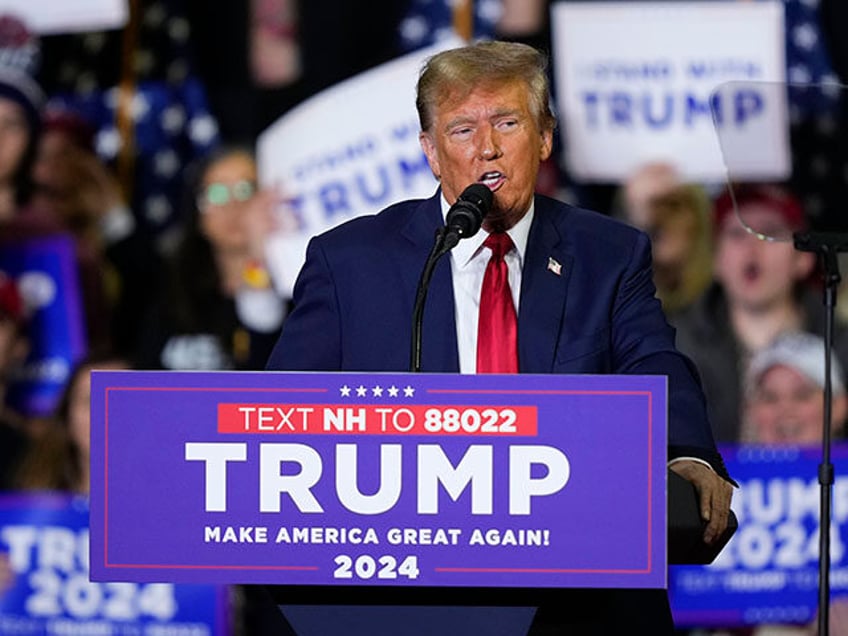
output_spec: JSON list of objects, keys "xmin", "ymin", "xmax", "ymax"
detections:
[
  {"xmin": 410, "ymin": 227, "xmax": 455, "ymax": 373},
  {"xmin": 793, "ymin": 230, "xmax": 848, "ymax": 636}
]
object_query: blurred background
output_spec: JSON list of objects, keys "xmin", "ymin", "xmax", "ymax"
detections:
[{"xmin": 2, "ymin": 1, "xmax": 848, "ymax": 634}]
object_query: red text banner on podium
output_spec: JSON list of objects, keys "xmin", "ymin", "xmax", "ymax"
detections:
[{"xmin": 89, "ymin": 372, "xmax": 667, "ymax": 589}]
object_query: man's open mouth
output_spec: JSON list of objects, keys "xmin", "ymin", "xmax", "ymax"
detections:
[{"xmin": 478, "ymin": 171, "xmax": 506, "ymax": 191}]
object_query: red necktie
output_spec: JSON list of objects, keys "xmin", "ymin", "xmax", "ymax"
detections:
[{"xmin": 477, "ymin": 232, "xmax": 518, "ymax": 373}]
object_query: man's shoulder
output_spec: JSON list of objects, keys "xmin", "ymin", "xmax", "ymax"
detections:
[{"xmin": 535, "ymin": 194, "xmax": 644, "ymax": 246}]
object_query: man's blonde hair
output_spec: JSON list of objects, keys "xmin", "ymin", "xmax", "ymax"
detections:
[{"xmin": 416, "ymin": 40, "xmax": 557, "ymax": 134}]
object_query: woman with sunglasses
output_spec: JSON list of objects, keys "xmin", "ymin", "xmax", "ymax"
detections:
[{"xmin": 135, "ymin": 145, "xmax": 289, "ymax": 371}]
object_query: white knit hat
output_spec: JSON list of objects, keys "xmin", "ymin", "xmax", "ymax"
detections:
[{"xmin": 747, "ymin": 331, "xmax": 846, "ymax": 395}]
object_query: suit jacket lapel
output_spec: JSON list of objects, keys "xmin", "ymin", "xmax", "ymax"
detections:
[
  {"xmin": 518, "ymin": 198, "xmax": 572, "ymax": 373},
  {"xmin": 397, "ymin": 193, "xmax": 460, "ymax": 372}
]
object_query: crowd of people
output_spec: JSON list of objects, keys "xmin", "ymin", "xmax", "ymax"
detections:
[{"xmin": 0, "ymin": 1, "xmax": 848, "ymax": 634}]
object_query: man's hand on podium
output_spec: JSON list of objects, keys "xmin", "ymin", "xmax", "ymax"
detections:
[{"xmin": 669, "ymin": 459, "xmax": 733, "ymax": 544}]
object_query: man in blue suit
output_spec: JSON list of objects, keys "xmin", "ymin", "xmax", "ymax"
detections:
[{"xmin": 266, "ymin": 40, "xmax": 733, "ymax": 635}]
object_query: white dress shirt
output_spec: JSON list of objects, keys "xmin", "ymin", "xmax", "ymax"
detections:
[{"xmin": 441, "ymin": 194, "xmax": 533, "ymax": 374}]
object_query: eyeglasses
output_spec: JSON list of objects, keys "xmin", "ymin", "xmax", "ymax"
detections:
[{"xmin": 198, "ymin": 180, "xmax": 257, "ymax": 211}]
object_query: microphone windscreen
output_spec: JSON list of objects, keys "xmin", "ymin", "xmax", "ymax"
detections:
[
  {"xmin": 444, "ymin": 183, "xmax": 494, "ymax": 244},
  {"xmin": 459, "ymin": 183, "xmax": 494, "ymax": 215}
]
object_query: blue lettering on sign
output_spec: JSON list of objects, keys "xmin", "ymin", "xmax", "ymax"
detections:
[
  {"xmin": 580, "ymin": 87, "xmax": 765, "ymax": 130},
  {"xmin": 687, "ymin": 59, "xmax": 762, "ymax": 79},
  {"xmin": 293, "ymin": 137, "xmax": 378, "ymax": 181},
  {"xmin": 610, "ymin": 92, "xmax": 633, "ymax": 126},
  {"xmin": 734, "ymin": 89, "xmax": 763, "ymax": 127},
  {"xmin": 356, "ymin": 166, "xmax": 391, "ymax": 205},
  {"xmin": 683, "ymin": 93, "xmax": 717, "ymax": 127},
  {"xmin": 588, "ymin": 60, "xmax": 673, "ymax": 81},
  {"xmin": 644, "ymin": 93, "xmax": 674, "ymax": 128},
  {"xmin": 710, "ymin": 89, "xmax": 764, "ymax": 128},
  {"xmin": 318, "ymin": 182, "xmax": 352, "ymax": 220},
  {"xmin": 582, "ymin": 93, "xmax": 600, "ymax": 128},
  {"xmin": 316, "ymin": 154, "xmax": 436, "ymax": 222}
]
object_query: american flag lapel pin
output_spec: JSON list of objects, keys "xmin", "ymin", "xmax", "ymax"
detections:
[{"xmin": 547, "ymin": 257, "xmax": 562, "ymax": 276}]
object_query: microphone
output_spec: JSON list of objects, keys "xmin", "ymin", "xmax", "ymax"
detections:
[
  {"xmin": 410, "ymin": 183, "xmax": 493, "ymax": 372},
  {"xmin": 442, "ymin": 183, "xmax": 493, "ymax": 249}
]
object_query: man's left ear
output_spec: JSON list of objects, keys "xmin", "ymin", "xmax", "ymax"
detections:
[{"xmin": 540, "ymin": 129, "xmax": 553, "ymax": 161}]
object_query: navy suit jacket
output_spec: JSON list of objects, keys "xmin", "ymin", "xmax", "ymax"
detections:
[{"xmin": 266, "ymin": 191, "xmax": 725, "ymax": 471}]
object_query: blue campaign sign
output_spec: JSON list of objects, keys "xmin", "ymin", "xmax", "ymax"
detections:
[
  {"xmin": 670, "ymin": 443, "xmax": 848, "ymax": 627},
  {"xmin": 0, "ymin": 236, "xmax": 87, "ymax": 417},
  {"xmin": 0, "ymin": 493, "xmax": 229, "ymax": 635}
]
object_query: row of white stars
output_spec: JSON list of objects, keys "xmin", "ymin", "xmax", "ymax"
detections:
[{"xmin": 339, "ymin": 385, "xmax": 415, "ymax": 398}]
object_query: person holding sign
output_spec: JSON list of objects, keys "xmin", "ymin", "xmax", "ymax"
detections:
[{"xmin": 266, "ymin": 40, "xmax": 734, "ymax": 634}]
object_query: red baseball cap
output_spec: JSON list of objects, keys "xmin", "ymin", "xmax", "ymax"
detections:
[{"xmin": 714, "ymin": 183, "xmax": 806, "ymax": 236}]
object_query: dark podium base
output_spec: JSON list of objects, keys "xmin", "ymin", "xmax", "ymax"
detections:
[{"xmin": 278, "ymin": 605, "xmax": 536, "ymax": 636}]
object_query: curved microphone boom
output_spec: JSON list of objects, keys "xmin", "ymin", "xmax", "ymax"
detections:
[
  {"xmin": 410, "ymin": 183, "xmax": 494, "ymax": 372},
  {"xmin": 442, "ymin": 183, "xmax": 494, "ymax": 251}
]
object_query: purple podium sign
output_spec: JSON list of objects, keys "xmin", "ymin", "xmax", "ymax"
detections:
[{"xmin": 89, "ymin": 372, "xmax": 667, "ymax": 590}]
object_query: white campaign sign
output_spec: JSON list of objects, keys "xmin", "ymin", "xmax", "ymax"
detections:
[
  {"xmin": 257, "ymin": 41, "xmax": 460, "ymax": 297},
  {"xmin": 0, "ymin": 0, "xmax": 127, "ymax": 33},
  {"xmin": 550, "ymin": 1, "xmax": 789, "ymax": 183}
]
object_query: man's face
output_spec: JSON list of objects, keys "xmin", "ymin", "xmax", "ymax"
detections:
[
  {"xmin": 713, "ymin": 206, "xmax": 814, "ymax": 312},
  {"xmin": 419, "ymin": 80, "xmax": 553, "ymax": 231}
]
